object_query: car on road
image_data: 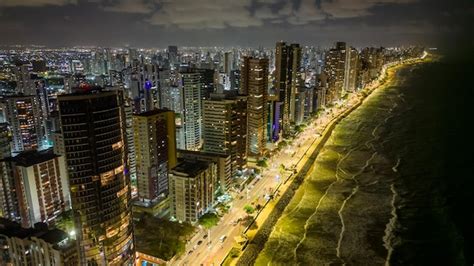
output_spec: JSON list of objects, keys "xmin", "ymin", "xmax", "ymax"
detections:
[{"xmin": 219, "ymin": 235, "xmax": 227, "ymax": 243}]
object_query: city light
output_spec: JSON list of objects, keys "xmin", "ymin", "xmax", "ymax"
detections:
[{"xmin": 0, "ymin": 2, "xmax": 460, "ymax": 264}]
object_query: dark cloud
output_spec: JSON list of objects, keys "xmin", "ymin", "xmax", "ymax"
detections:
[
  {"xmin": 101, "ymin": 0, "xmax": 155, "ymax": 14},
  {"xmin": 148, "ymin": 0, "xmax": 262, "ymax": 29},
  {"xmin": 0, "ymin": 0, "xmax": 77, "ymax": 7},
  {"xmin": 0, "ymin": 0, "xmax": 471, "ymax": 47}
]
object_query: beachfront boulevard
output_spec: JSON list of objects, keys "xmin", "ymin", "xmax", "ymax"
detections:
[
  {"xmin": 173, "ymin": 54, "xmax": 426, "ymax": 266},
  {"xmin": 174, "ymin": 107, "xmax": 346, "ymax": 266},
  {"xmin": 171, "ymin": 90, "xmax": 354, "ymax": 265}
]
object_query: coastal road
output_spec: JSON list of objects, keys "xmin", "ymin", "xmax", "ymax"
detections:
[
  {"xmin": 174, "ymin": 102, "xmax": 357, "ymax": 266},
  {"xmin": 173, "ymin": 56, "xmax": 414, "ymax": 265}
]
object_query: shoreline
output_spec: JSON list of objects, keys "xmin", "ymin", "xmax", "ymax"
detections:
[{"xmin": 233, "ymin": 56, "xmax": 427, "ymax": 265}]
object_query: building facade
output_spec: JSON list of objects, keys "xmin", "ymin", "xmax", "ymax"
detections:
[
  {"xmin": 0, "ymin": 159, "xmax": 23, "ymax": 225},
  {"xmin": 133, "ymin": 109, "xmax": 177, "ymax": 202},
  {"xmin": 2, "ymin": 95, "xmax": 44, "ymax": 153},
  {"xmin": 177, "ymin": 150, "xmax": 231, "ymax": 192},
  {"xmin": 124, "ymin": 104, "xmax": 137, "ymax": 182},
  {"xmin": 274, "ymin": 42, "xmax": 302, "ymax": 135},
  {"xmin": 0, "ymin": 123, "xmax": 11, "ymax": 159},
  {"xmin": 0, "ymin": 149, "xmax": 70, "ymax": 228},
  {"xmin": 180, "ymin": 71, "xmax": 202, "ymax": 151},
  {"xmin": 347, "ymin": 47, "xmax": 360, "ymax": 92},
  {"xmin": 240, "ymin": 57, "xmax": 268, "ymax": 157},
  {"xmin": 169, "ymin": 161, "xmax": 216, "ymax": 223},
  {"xmin": 324, "ymin": 42, "xmax": 359, "ymax": 103},
  {"xmin": 202, "ymin": 94, "xmax": 247, "ymax": 177},
  {"xmin": 0, "ymin": 220, "xmax": 79, "ymax": 265},
  {"xmin": 324, "ymin": 42, "xmax": 348, "ymax": 103},
  {"xmin": 57, "ymin": 89, "xmax": 134, "ymax": 265}
]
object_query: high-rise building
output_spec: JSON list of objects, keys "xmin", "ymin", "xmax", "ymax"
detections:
[
  {"xmin": 160, "ymin": 85, "xmax": 182, "ymax": 112},
  {"xmin": 230, "ymin": 70, "xmax": 241, "ymax": 91},
  {"xmin": 133, "ymin": 109, "xmax": 177, "ymax": 202},
  {"xmin": 169, "ymin": 160, "xmax": 216, "ymax": 223},
  {"xmin": 52, "ymin": 131, "xmax": 65, "ymax": 156},
  {"xmin": 35, "ymin": 80, "xmax": 52, "ymax": 146},
  {"xmin": 0, "ymin": 160, "xmax": 22, "ymax": 225},
  {"xmin": 159, "ymin": 69, "xmax": 183, "ymax": 112},
  {"xmin": 180, "ymin": 71, "xmax": 202, "ymax": 151},
  {"xmin": 14, "ymin": 64, "xmax": 35, "ymax": 95},
  {"xmin": 215, "ymin": 72, "xmax": 229, "ymax": 92},
  {"xmin": 124, "ymin": 104, "xmax": 137, "ymax": 182},
  {"xmin": 303, "ymin": 86, "xmax": 315, "ymax": 120},
  {"xmin": 294, "ymin": 86, "xmax": 305, "ymax": 124},
  {"xmin": 0, "ymin": 149, "xmax": 70, "ymax": 228},
  {"xmin": 196, "ymin": 68, "xmax": 216, "ymax": 101},
  {"xmin": 57, "ymin": 89, "xmax": 134, "ymax": 265},
  {"xmin": 177, "ymin": 150, "xmax": 231, "ymax": 192},
  {"xmin": 324, "ymin": 42, "xmax": 358, "ymax": 102},
  {"xmin": 2, "ymin": 95, "xmax": 44, "ymax": 153},
  {"xmin": 0, "ymin": 123, "xmax": 11, "ymax": 159},
  {"xmin": 224, "ymin": 52, "xmax": 233, "ymax": 75},
  {"xmin": 168, "ymin": 45, "xmax": 178, "ymax": 66},
  {"xmin": 315, "ymin": 72, "xmax": 329, "ymax": 109},
  {"xmin": 267, "ymin": 96, "xmax": 282, "ymax": 143},
  {"xmin": 274, "ymin": 42, "xmax": 302, "ymax": 135},
  {"xmin": 241, "ymin": 57, "xmax": 268, "ymax": 157},
  {"xmin": 347, "ymin": 47, "xmax": 360, "ymax": 91},
  {"xmin": 203, "ymin": 94, "xmax": 247, "ymax": 178},
  {"xmin": 130, "ymin": 63, "xmax": 159, "ymax": 113},
  {"xmin": 360, "ymin": 47, "xmax": 385, "ymax": 81}
]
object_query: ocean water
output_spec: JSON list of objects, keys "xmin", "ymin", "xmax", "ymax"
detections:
[{"xmin": 255, "ymin": 56, "xmax": 473, "ymax": 265}]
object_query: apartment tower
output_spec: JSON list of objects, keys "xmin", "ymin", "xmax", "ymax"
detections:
[
  {"xmin": 133, "ymin": 109, "xmax": 177, "ymax": 201},
  {"xmin": 57, "ymin": 89, "xmax": 134, "ymax": 265},
  {"xmin": 240, "ymin": 57, "xmax": 268, "ymax": 157}
]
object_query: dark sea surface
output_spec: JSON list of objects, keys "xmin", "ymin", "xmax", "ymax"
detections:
[{"xmin": 255, "ymin": 55, "xmax": 474, "ymax": 265}]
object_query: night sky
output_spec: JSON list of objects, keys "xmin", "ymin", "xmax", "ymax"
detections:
[{"xmin": 0, "ymin": 0, "xmax": 472, "ymax": 48}]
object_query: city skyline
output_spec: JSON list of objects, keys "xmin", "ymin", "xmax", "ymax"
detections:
[
  {"xmin": 0, "ymin": 40, "xmax": 425, "ymax": 265},
  {"xmin": 0, "ymin": 0, "xmax": 471, "ymax": 48},
  {"xmin": 0, "ymin": 1, "xmax": 472, "ymax": 262}
]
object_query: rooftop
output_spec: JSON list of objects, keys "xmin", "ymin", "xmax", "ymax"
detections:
[
  {"xmin": 37, "ymin": 228, "xmax": 68, "ymax": 246},
  {"xmin": 2, "ymin": 148, "xmax": 59, "ymax": 167},
  {"xmin": 0, "ymin": 219, "xmax": 70, "ymax": 247},
  {"xmin": 134, "ymin": 108, "xmax": 173, "ymax": 117},
  {"xmin": 171, "ymin": 160, "xmax": 210, "ymax": 177},
  {"xmin": 57, "ymin": 87, "xmax": 120, "ymax": 100},
  {"xmin": 0, "ymin": 218, "xmax": 36, "ymax": 239},
  {"xmin": 177, "ymin": 149, "xmax": 230, "ymax": 159}
]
